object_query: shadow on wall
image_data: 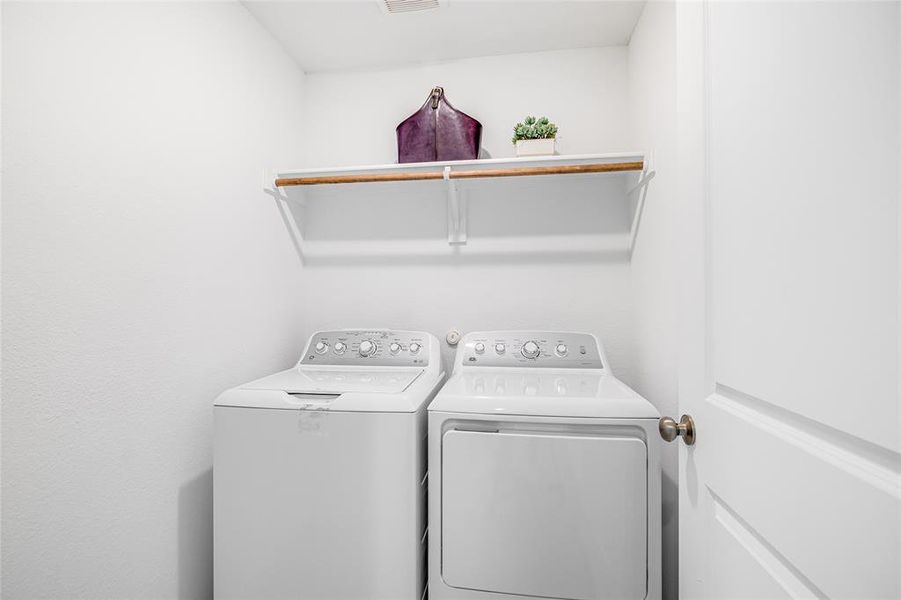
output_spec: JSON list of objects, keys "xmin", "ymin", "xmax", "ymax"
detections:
[
  {"xmin": 270, "ymin": 173, "xmax": 641, "ymax": 267},
  {"xmin": 178, "ymin": 468, "xmax": 213, "ymax": 600},
  {"xmin": 661, "ymin": 470, "xmax": 678, "ymax": 600}
]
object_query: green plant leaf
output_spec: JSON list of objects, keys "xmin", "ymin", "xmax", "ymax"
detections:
[{"xmin": 512, "ymin": 115, "xmax": 558, "ymax": 142}]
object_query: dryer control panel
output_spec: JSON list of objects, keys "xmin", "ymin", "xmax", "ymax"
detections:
[
  {"xmin": 299, "ymin": 330, "xmax": 431, "ymax": 367},
  {"xmin": 457, "ymin": 331, "xmax": 604, "ymax": 369}
]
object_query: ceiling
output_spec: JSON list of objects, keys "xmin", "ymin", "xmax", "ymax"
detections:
[{"xmin": 241, "ymin": 0, "xmax": 646, "ymax": 73}]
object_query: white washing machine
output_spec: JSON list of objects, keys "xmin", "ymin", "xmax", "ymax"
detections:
[
  {"xmin": 214, "ymin": 329, "xmax": 444, "ymax": 600},
  {"xmin": 428, "ymin": 331, "xmax": 661, "ymax": 600}
]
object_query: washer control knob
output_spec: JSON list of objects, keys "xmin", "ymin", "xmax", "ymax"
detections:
[
  {"xmin": 389, "ymin": 342, "xmax": 401, "ymax": 354},
  {"xmin": 409, "ymin": 342, "xmax": 421, "ymax": 354},
  {"xmin": 495, "ymin": 343, "xmax": 506, "ymax": 355},
  {"xmin": 554, "ymin": 343, "xmax": 568, "ymax": 357},
  {"xmin": 334, "ymin": 342, "xmax": 347, "ymax": 354},
  {"xmin": 314, "ymin": 341, "xmax": 329, "ymax": 354},
  {"xmin": 359, "ymin": 340, "xmax": 376, "ymax": 357},
  {"xmin": 474, "ymin": 342, "xmax": 486, "ymax": 354},
  {"xmin": 521, "ymin": 341, "xmax": 540, "ymax": 359}
]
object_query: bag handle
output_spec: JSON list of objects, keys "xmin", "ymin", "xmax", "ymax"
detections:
[{"xmin": 430, "ymin": 86, "xmax": 444, "ymax": 109}]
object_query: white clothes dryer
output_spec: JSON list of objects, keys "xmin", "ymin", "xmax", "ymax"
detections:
[
  {"xmin": 428, "ymin": 331, "xmax": 661, "ymax": 600},
  {"xmin": 214, "ymin": 329, "xmax": 444, "ymax": 600}
]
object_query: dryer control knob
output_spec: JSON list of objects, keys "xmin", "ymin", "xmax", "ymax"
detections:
[
  {"xmin": 554, "ymin": 343, "xmax": 568, "ymax": 357},
  {"xmin": 389, "ymin": 342, "xmax": 401, "ymax": 354},
  {"xmin": 315, "ymin": 341, "xmax": 329, "ymax": 354},
  {"xmin": 474, "ymin": 342, "xmax": 486, "ymax": 354},
  {"xmin": 495, "ymin": 343, "xmax": 506, "ymax": 354},
  {"xmin": 359, "ymin": 340, "xmax": 376, "ymax": 357},
  {"xmin": 409, "ymin": 342, "xmax": 421, "ymax": 354},
  {"xmin": 334, "ymin": 342, "xmax": 347, "ymax": 354},
  {"xmin": 521, "ymin": 341, "xmax": 540, "ymax": 359}
]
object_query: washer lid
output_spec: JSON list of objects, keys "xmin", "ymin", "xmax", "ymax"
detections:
[
  {"xmin": 214, "ymin": 367, "xmax": 439, "ymax": 412},
  {"xmin": 241, "ymin": 368, "xmax": 424, "ymax": 394},
  {"xmin": 428, "ymin": 371, "xmax": 659, "ymax": 419}
]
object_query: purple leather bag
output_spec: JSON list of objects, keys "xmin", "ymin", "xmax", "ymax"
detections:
[{"xmin": 396, "ymin": 87, "xmax": 482, "ymax": 163}]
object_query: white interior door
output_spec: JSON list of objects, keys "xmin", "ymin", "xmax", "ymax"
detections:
[{"xmin": 676, "ymin": 2, "xmax": 900, "ymax": 599}]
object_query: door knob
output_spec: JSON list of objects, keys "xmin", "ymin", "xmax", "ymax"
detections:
[{"xmin": 659, "ymin": 414, "xmax": 696, "ymax": 445}]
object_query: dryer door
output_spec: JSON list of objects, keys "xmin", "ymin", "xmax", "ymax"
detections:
[{"xmin": 441, "ymin": 429, "xmax": 647, "ymax": 600}]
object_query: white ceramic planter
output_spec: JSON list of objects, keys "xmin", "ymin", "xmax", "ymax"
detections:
[{"xmin": 515, "ymin": 138, "xmax": 557, "ymax": 157}]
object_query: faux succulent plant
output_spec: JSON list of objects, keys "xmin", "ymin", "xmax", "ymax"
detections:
[{"xmin": 512, "ymin": 115, "xmax": 558, "ymax": 143}]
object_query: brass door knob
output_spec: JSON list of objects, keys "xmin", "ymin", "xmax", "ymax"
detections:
[{"xmin": 659, "ymin": 415, "xmax": 696, "ymax": 445}]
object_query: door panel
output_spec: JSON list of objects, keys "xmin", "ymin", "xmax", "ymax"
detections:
[
  {"xmin": 707, "ymin": 0, "xmax": 898, "ymax": 453},
  {"xmin": 708, "ymin": 505, "xmax": 795, "ymax": 600},
  {"xmin": 705, "ymin": 390, "xmax": 899, "ymax": 599},
  {"xmin": 441, "ymin": 430, "xmax": 647, "ymax": 600},
  {"xmin": 678, "ymin": 2, "xmax": 901, "ymax": 599}
]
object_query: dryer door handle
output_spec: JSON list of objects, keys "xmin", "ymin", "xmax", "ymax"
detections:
[{"xmin": 453, "ymin": 426, "xmax": 499, "ymax": 434}]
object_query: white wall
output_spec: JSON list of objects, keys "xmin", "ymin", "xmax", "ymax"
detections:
[
  {"xmin": 295, "ymin": 47, "xmax": 640, "ymax": 381},
  {"xmin": 1, "ymin": 7, "xmax": 686, "ymax": 597},
  {"xmin": 0, "ymin": 0, "xmax": 5, "ymax": 589},
  {"xmin": 297, "ymin": 41, "xmax": 679, "ymax": 587},
  {"xmin": 304, "ymin": 47, "xmax": 631, "ymax": 165},
  {"xmin": 1, "ymin": 2, "xmax": 306, "ymax": 598},
  {"xmin": 627, "ymin": 3, "xmax": 679, "ymax": 599}
]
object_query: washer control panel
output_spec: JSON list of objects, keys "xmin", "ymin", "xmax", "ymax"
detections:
[
  {"xmin": 300, "ymin": 330, "xmax": 430, "ymax": 367},
  {"xmin": 458, "ymin": 331, "xmax": 603, "ymax": 369}
]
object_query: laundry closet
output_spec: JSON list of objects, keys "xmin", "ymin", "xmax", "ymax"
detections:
[
  {"xmin": 259, "ymin": 3, "xmax": 682, "ymax": 595},
  {"xmin": 2, "ymin": 2, "xmax": 898, "ymax": 600}
]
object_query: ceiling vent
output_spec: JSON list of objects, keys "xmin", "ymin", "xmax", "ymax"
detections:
[{"xmin": 378, "ymin": 0, "xmax": 447, "ymax": 15}]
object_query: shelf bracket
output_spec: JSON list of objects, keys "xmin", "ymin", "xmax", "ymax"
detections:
[
  {"xmin": 263, "ymin": 169, "xmax": 307, "ymax": 264},
  {"xmin": 627, "ymin": 155, "xmax": 657, "ymax": 257},
  {"xmin": 445, "ymin": 166, "xmax": 467, "ymax": 245}
]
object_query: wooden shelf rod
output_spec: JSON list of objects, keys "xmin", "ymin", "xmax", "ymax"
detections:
[{"xmin": 274, "ymin": 161, "xmax": 644, "ymax": 188}]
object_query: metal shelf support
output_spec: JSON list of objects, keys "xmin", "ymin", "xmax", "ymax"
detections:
[
  {"xmin": 445, "ymin": 166, "xmax": 468, "ymax": 245},
  {"xmin": 627, "ymin": 154, "xmax": 657, "ymax": 257},
  {"xmin": 265, "ymin": 153, "xmax": 656, "ymax": 256}
]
